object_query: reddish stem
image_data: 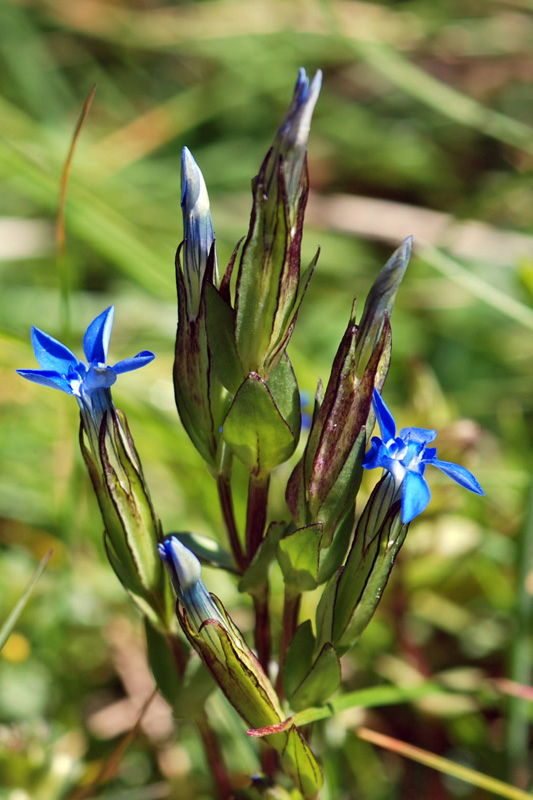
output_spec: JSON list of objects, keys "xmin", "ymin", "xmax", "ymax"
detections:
[
  {"xmin": 245, "ymin": 472, "xmax": 270, "ymax": 562},
  {"xmin": 197, "ymin": 711, "xmax": 233, "ymax": 800},
  {"xmin": 217, "ymin": 473, "xmax": 246, "ymax": 571},
  {"xmin": 253, "ymin": 590, "xmax": 271, "ymax": 675}
]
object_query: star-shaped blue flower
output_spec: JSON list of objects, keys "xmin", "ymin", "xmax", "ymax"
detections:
[
  {"xmin": 363, "ymin": 388, "xmax": 484, "ymax": 523},
  {"xmin": 17, "ymin": 306, "xmax": 154, "ymax": 401}
]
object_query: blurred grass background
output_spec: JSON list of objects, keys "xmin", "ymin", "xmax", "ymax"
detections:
[{"xmin": 1, "ymin": 0, "xmax": 532, "ymax": 798}]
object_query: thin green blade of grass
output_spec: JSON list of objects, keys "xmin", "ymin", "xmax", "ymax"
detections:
[
  {"xmin": 357, "ymin": 726, "xmax": 533, "ymax": 800},
  {"xmin": 0, "ymin": 549, "xmax": 52, "ymax": 651},
  {"xmin": 419, "ymin": 243, "xmax": 533, "ymax": 330},
  {"xmin": 507, "ymin": 467, "xmax": 533, "ymax": 785}
]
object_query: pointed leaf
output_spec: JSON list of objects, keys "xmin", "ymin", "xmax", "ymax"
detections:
[
  {"xmin": 283, "ymin": 620, "xmax": 315, "ymax": 701},
  {"xmin": 223, "ymin": 373, "xmax": 296, "ymax": 475},
  {"xmin": 204, "ymin": 283, "xmax": 243, "ymax": 394},
  {"xmin": 277, "ymin": 524, "xmax": 322, "ymax": 593},
  {"xmin": 282, "ymin": 726, "xmax": 323, "ymax": 800},
  {"xmin": 289, "ymin": 643, "xmax": 341, "ymax": 711},
  {"xmin": 266, "ymin": 352, "xmax": 301, "ymax": 439}
]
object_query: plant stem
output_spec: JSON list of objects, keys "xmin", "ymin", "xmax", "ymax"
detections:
[
  {"xmin": 217, "ymin": 472, "xmax": 246, "ymax": 571},
  {"xmin": 276, "ymin": 589, "xmax": 301, "ymax": 700},
  {"xmin": 245, "ymin": 472, "xmax": 271, "ymax": 672},
  {"xmin": 253, "ymin": 589, "xmax": 271, "ymax": 674},
  {"xmin": 196, "ymin": 710, "xmax": 233, "ymax": 800},
  {"xmin": 245, "ymin": 472, "xmax": 270, "ymax": 562}
]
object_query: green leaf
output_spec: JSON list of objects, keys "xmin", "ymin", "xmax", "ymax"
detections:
[
  {"xmin": 266, "ymin": 353, "xmax": 301, "ymax": 439},
  {"xmin": 0, "ymin": 550, "xmax": 51, "ymax": 652},
  {"xmin": 171, "ymin": 531, "xmax": 239, "ymax": 574},
  {"xmin": 283, "ymin": 620, "xmax": 315, "ymax": 701},
  {"xmin": 223, "ymin": 372, "xmax": 296, "ymax": 475},
  {"xmin": 144, "ymin": 620, "xmax": 181, "ymax": 707},
  {"xmin": 281, "ymin": 726, "xmax": 323, "ymax": 800},
  {"xmin": 205, "ymin": 283, "xmax": 243, "ymax": 394},
  {"xmin": 292, "ymin": 682, "xmax": 446, "ymax": 727},
  {"xmin": 289, "ymin": 643, "xmax": 341, "ymax": 712},
  {"xmin": 277, "ymin": 524, "xmax": 322, "ymax": 593},
  {"xmin": 239, "ymin": 522, "xmax": 286, "ymax": 595}
]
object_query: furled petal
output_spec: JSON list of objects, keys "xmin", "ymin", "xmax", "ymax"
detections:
[
  {"xmin": 83, "ymin": 365, "xmax": 117, "ymax": 392},
  {"xmin": 83, "ymin": 306, "xmax": 114, "ymax": 365},
  {"xmin": 363, "ymin": 437, "xmax": 388, "ymax": 470},
  {"xmin": 31, "ymin": 327, "xmax": 79, "ymax": 373},
  {"xmin": 399, "ymin": 426, "xmax": 437, "ymax": 446},
  {"xmin": 402, "ymin": 470, "xmax": 431, "ymax": 523},
  {"xmin": 428, "ymin": 458, "xmax": 484, "ymax": 495},
  {"xmin": 372, "ymin": 388, "xmax": 396, "ymax": 442},
  {"xmin": 181, "ymin": 147, "xmax": 216, "ymax": 319},
  {"xmin": 275, "ymin": 68, "xmax": 322, "ymax": 202},
  {"xmin": 16, "ymin": 368, "xmax": 73, "ymax": 394},
  {"xmin": 112, "ymin": 351, "xmax": 155, "ymax": 374},
  {"xmin": 159, "ymin": 536, "xmax": 226, "ymax": 631}
]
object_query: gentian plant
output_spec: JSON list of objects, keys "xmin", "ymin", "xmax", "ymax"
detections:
[{"xmin": 17, "ymin": 69, "xmax": 484, "ymax": 799}]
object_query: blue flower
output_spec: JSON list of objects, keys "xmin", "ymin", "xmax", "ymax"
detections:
[
  {"xmin": 17, "ymin": 306, "xmax": 154, "ymax": 398},
  {"xmin": 158, "ymin": 536, "xmax": 227, "ymax": 633},
  {"xmin": 363, "ymin": 389, "xmax": 484, "ymax": 524},
  {"xmin": 17, "ymin": 307, "xmax": 154, "ymax": 449},
  {"xmin": 181, "ymin": 147, "xmax": 217, "ymax": 320}
]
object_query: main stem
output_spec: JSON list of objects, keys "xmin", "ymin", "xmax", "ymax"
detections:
[
  {"xmin": 196, "ymin": 711, "xmax": 233, "ymax": 800},
  {"xmin": 245, "ymin": 472, "xmax": 270, "ymax": 562},
  {"xmin": 245, "ymin": 472, "xmax": 271, "ymax": 672},
  {"xmin": 217, "ymin": 473, "xmax": 246, "ymax": 571}
]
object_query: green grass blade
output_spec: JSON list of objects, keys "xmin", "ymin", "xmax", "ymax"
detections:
[
  {"xmin": 419, "ymin": 244, "xmax": 533, "ymax": 330},
  {"xmin": 0, "ymin": 550, "xmax": 52, "ymax": 651},
  {"xmin": 357, "ymin": 726, "xmax": 533, "ymax": 800},
  {"xmin": 507, "ymin": 468, "xmax": 533, "ymax": 783}
]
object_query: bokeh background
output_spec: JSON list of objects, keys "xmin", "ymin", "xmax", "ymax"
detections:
[{"xmin": 1, "ymin": 1, "xmax": 532, "ymax": 798}]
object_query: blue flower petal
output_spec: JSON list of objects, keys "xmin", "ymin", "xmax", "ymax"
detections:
[
  {"xmin": 363, "ymin": 437, "xmax": 388, "ymax": 470},
  {"xmin": 402, "ymin": 470, "xmax": 431, "ymax": 523},
  {"xmin": 16, "ymin": 368, "xmax": 73, "ymax": 394},
  {"xmin": 113, "ymin": 351, "xmax": 155, "ymax": 374},
  {"xmin": 399, "ymin": 426, "xmax": 437, "ymax": 446},
  {"xmin": 83, "ymin": 306, "xmax": 114, "ymax": 365},
  {"xmin": 428, "ymin": 458, "xmax": 484, "ymax": 495},
  {"xmin": 31, "ymin": 327, "xmax": 78, "ymax": 373},
  {"xmin": 84, "ymin": 366, "xmax": 117, "ymax": 392},
  {"xmin": 372, "ymin": 388, "xmax": 396, "ymax": 442}
]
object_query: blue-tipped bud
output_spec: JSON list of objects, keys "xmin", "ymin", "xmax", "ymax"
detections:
[
  {"xmin": 181, "ymin": 147, "xmax": 217, "ymax": 320},
  {"xmin": 159, "ymin": 536, "xmax": 226, "ymax": 633},
  {"xmin": 273, "ymin": 68, "xmax": 322, "ymax": 209}
]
